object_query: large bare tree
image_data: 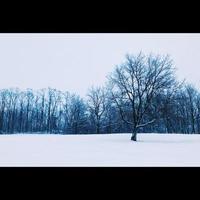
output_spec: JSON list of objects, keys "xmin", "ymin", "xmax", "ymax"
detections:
[{"xmin": 108, "ymin": 53, "xmax": 176, "ymax": 141}]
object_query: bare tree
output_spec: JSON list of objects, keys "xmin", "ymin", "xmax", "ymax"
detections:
[
  {"xmin": 6, "ymin": 88, "xmax": 20, "ymax": 133},
  {"xmin": 24, "ymin": 89, "xmax": 34, "ymax": 132},
  {"xmin": 185, "ymin": 84, "xmax": 198, "ymax": 133},
  {"xmin": 196, "ymin": 94, "xmax": 200, "ymax": 133},
  {"xmin": 0, "ymin": 90, "xmax": 7, "ymax": 133},
  {"xmin": 38, "ymin": 89, "xmax": 46, "ymax": 132},
  {"xmin": 18, "ymin": 91, "xmax": 25, "ymax": 133},
  {"xmin": 87, "ymin": 86, "xmax": 106, "ymax": 134},
  {"xmin": 46, "ymin": 88, "xmax": 62, "ymax": 133},
  {"xmin": 108, "ymin": 53, "xmax": 177, "ymax": 141},
  {"xmin": 62, "ymin": 92, "xmax": 87, "ymax": 134}
]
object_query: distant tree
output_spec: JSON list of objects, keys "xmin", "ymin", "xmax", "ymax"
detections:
[
  {"xmin": 17, "ymin": 91, "xmax": 25, "ymax": 133},
  {"xmin": 6, "ymin": 88, "xmax": 20, "ymax": 133},
  {"xmin": 0, "ymin": 90, "xmax": 7, "ymax": 133},
  {"xmin": 195, "ymin": 94, "xmax": 200, "ymax": 134},
  {"xmin": 101, "ymin": 89, "xmax": 123, "ymax": 133},
  {"xmin": 185, "ymin": 84, "xmax": 198, "ymax": 133},
  {"xmin": 62, "ymin": 92, "xmax": 87, "ymax": 134},
  {"xmin": 46, "ymin": 88, "xmax": 62, "ymax": 133},
  {"xmin": 87, "ymin": 87, "xmax": 106, "ymax": 134}
]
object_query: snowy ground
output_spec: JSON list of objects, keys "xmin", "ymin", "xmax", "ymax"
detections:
[{"xmin": 0, "ymin": 133, "xmax": 200, "ymax": 166}]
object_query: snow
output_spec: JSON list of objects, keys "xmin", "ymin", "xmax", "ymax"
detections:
[{"xmin": 0, "ymin": 133, "xmax": 200, "ymax": 166}]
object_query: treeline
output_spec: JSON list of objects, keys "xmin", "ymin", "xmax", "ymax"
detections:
[
  {"xmin": 143, "ymin": 84, "xmax": 200, "ymax": 134},
  {"xmin": 0, "ymin": 87, "xmax": 123, "ymax": 134},
  {"xmin": 0, "ymin": 87, "xmax": 116, "ymax": 134},
  {"xmin": 0, "ymin": 53, "xmax": 200, "ymax": 135}
]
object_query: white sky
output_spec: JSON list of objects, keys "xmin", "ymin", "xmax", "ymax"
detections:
[{"xmin": 0, "ymin": 33, "xmax": 200, "ymax": 97}]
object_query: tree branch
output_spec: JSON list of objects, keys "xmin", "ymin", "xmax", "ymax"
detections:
[{"xmin": 136, "ymin": 119, "xmax": 156, "ymax": 128}]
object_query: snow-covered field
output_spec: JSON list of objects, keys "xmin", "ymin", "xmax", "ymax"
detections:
[{"xmin": 0, "ymin": 133, "xmax": 200, "ymax": 166}]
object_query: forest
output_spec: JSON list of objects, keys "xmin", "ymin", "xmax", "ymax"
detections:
[{"xmin": 0, "ymin": 53, "xmax": 200, "ymax": 140}]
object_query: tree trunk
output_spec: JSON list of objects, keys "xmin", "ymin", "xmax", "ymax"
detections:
[
  {"xmin": 131, "ymin": 132, "xmax": 137, "ymax": 141},
  {"xmin": 191, "ymin": 115, "xmax": 195, "ymax": 133},
  {"xmin": 96, "ymin": 124, "xmax": 100, "ymax": 134},
  {"xmin": 131, "ymin": 127, "xmax": 137, "ymax": 141},
  {"xmin": 0, "ymin": 109, "xmax": 4, "ymax": 132}
]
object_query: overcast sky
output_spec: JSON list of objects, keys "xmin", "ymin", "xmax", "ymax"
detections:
[{"xmin": 0, "ymin": 33, "xmax": 200, "ymax": 97}]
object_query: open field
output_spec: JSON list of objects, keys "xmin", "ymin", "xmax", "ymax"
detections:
[{"xmin": 0, "ymin": 133, "xmax": 200, "ymax": 166}]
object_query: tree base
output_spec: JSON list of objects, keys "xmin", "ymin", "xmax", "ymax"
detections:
[{"xmin": 131, "ymin": 134, "xmax": 137, "ymax": 141}]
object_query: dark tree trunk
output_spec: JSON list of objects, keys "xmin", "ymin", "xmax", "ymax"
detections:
[
  {"xmin": 75, "ymin": 122, "xmax": 78, "ymax": 134},
  {"xmin": 96, "ymin": 124, "xmax": 100, "ymax": 134},
  {"xmin": 96, "ymin": 117, "xmax": 100, "ymax": 134},
  {"xmin": 131, "ymin": 132, "xmax": 137, "ymax": 141},
  {"xmin": 0, "ymin": 109, "xmax": 4, "ymax": 132},
  {"xmin": 131, "ymin": 127, "xmax": 137, "ymax": 141},
  {"xmin": 191, "ymin": 116, "xmax": 195, "ymax": 133},
  {"xmin": 47, "ymin": 103, "xmax": 51, "ymax": 133}
]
